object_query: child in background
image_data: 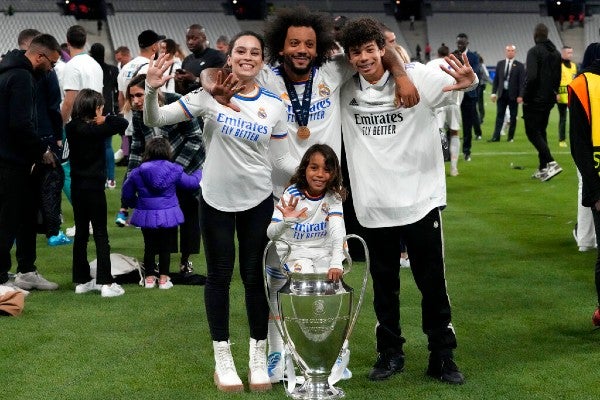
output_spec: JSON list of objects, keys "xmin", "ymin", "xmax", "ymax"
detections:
[
  {"xmin": 266, "ymin": 143, "xmax": 350, "ymax": 382},
  {"xmin": 121, "ymin": 137, "xmax": 202, "ymax": 289},
  {"xmin": 65, "ymin": 89, "xmax": 128, "ymax": 297}
]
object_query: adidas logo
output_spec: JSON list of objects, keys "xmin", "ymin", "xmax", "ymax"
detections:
[{"xmin": 349, "ymin": 98, "xmax": 359, "ymax": 106}]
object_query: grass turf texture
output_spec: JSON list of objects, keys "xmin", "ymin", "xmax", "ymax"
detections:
[{"xmin": 3, "ymin": 93, "xmax": 600, "ymax": 399}]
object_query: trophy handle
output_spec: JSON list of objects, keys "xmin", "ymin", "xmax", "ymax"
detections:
[{"xmin": 341, "ymin": 234, "xmax": 370, "ymax": 351}]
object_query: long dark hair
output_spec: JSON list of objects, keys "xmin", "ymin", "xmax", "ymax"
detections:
[
  {"xmin": 289, "ymin": 144, "xmax": 346, "ymax": 200},
  {"xmin": 71, "ymin": 89, "xmax": 104, "ymax": 121}
]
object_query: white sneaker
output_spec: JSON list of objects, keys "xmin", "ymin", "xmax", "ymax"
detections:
[
  {"xmin": 14, "ymin": 271, "xmax": 58, "ymax": 290},
  {"xmin": 267, "ymin": 351, "xmax": 284, "ymax": 383},
  {"xmin": 400, "ymin": 257, "xmax": 411, "ymax": 268},
  {"xmin": 101, "ymin": 283, "xmax": 125, "ymax": 298},
  {"xmin": 450, "ymin": 167, "xmax": 459, "ymax": 177},
  {"xmin": 540, "ymin": 161, "xmax": 562, "ymax": 182},
  {"xmin": 66, "ymin": 225, "xmax": 76, "ymax": 237},
  {"xmin": 144, "ymin": 276, "xmax": 157, "ymax": 289},
  {"xmin": 213, "ymin": 340, "xmax": 244, "ymax": 392},
  {"xmin": 75, "ymin": 279, "xmax": 101, "ymax": 294},
  {"xmin": 249, "ymin": 338, "xmax": 272, "ymax": 392},
  {"xmin": 158, "ymin": 276, "xmax": 173, "ymax": 290}
]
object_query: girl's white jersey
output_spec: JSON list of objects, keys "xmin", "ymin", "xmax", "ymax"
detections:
[
  {"xmin": 144, "ymin": 85, "xmax": 296, "ymax": 212},
  {"xmin": 257, "ymin": 56, "xmax": 355, "ymax": 197},
  {"xmin": 269, "ymin": 185, "xmax": 346, "ymax": 270},
  {"xmin": 340, "ymin": 62, "xmax": 459, "ymax": 228}
]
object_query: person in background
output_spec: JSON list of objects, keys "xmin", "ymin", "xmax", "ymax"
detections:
[
  {"xmin": 90, "ymin": 43, "xmax": 119, "ymax": 189},
  {"xmin": 215, "ymin": 35, "xmax": 229, "ymax": 55},
  {"xmin": 114, "ymin": 46, "xmax": 131, "ymax": 71},
  {"xmin": 523, "ymin": 23, "xmax": 562, "ymax": 182},
  {"xmin": 0, "ymin": 33, "xmax": 62, "ymax": 294},
  {"xmin": 456, "ymin": 32, "xmax": 481, "ymax": 160},
  {"xmin": 158, "ymin": 39, "xmax": 183, "ymax": 94},
  {"xmin": 122, "ymin": 137, "xmax": 202, "ymax": 290},
  {"xmin": 557, "ymin": 46, "xmax": 577, "ymax": 147},
  {"xmin": 568, "ymin": 42, "xmax": 600, "ymax": 325},
  {"xmin": 66, "ymin": 89, "xmax": 128, "ymax": 297}
]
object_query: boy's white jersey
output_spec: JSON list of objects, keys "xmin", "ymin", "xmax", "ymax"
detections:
[
  {"xmin": 340, "ymin": 62, "xmax": 459, "ymax": 228},
  {"xmin": 144, "ymin": 86, "xmax": 295, "ymax": 212},
  {"xmin": 270, "ymin": 185, "xmax": 345, "ymax": 269},
  {"xmin": 117, "ymin": 56, "xmax": 151, "ymax": 94},
  {"xmin": 257, "ymin": 56, "xmax": 355, "ymax": 197}
]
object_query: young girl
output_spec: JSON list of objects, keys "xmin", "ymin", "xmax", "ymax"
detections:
[
  {"xmin": 121, "ymin": 137, "xmax": 202, "ymax": 289},
  {"xmin": 65, "ymin": 89, "xmax": 128, "ymax": 297},
  {"xmin": 266, "ymin": 143, "xmax": 349, "ymax": 382}
]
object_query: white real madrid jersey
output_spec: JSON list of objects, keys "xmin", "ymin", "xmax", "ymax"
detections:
[
  {"xmin": 340, "ymin": 62, "xmax": 459, "ymax": 228},
  {"xmin": 257, "ymin": 56, "xmax": 355, "ymax": 197},
  {"xmin": 271, "ymin": 185, "xmax": 345, "ymax": 267},
  {"xmin": 144, "ymin": 85, "xmax": 293, "ymax": 212}
]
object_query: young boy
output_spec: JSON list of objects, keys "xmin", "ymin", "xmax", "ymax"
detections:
[{"xmin": 338, "ymin": 18, "xmax": 477, "ymax": 384}]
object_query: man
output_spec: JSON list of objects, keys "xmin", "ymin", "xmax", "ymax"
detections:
[
  {"xmin": 117, "ymin": 30, "xmax": 165, "ymax": 111},
  {"xmin": 489, "ymin": 44, "xmax": 525, "ymax": 142},
  {"xmin": 215, "ymin": 35, "xmax": 229, "ymax": 55},
  {"xmin": 176, "ymin": 24, "xmax": 226, "ymax": 95},
  {"xmin": 557, "ymin": 46, "xmax": 577, "ymax": 147},
  {"xmin": 339, "ymin": 17, "xmax": 476, "ymax": 385},
  {"xmin": 114, "ymin": 45, "xmax": 131, "ymax": 70},
  {"xmin": 523, "ymin": 23, "xmax": 562, "ymax": 182},
  {"xmin": 568, "ymin": 42, "xmax": 600, "ymax": 325},
  {"xmin": 456, "ymin": 33, "xmax": 481, "ymax": 161},
  {"xmin": 0, "ymin": 33, "xmax": 62, "ymax": 292},
  {"xmin": 60, "ymin": 25, "xmax": 103, "ymax": 124}
]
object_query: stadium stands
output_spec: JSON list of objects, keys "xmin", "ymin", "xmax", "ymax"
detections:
[
  {"xmin": 0, "ymin": 13, "xmax": 78, "ymax": 55},
  {"xmin": 108, "ymin": 13, "xmax": 241, "ymax": 58},
  {"xmin": 426, "ymin": 13, "xmax": 562, "ymax": 67}
]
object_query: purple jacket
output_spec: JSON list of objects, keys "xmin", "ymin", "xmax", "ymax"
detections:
[{"xmin": 122, "ymin": 160, "xmax": 202, "ymax": 229}]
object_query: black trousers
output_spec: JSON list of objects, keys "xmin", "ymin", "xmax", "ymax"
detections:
[
  {"xmin": 491, "ymin": 93, "xmax": 519, "ymax": 141},
  {"xmin": 0, "ymin": 165, "xmax": 34, "ymax": 283},
  {"xmin": 202, "ymin": 195, "xmax": 273, "ymax": 342},
  {"xmin": 591, "ymin": 209, "xmax": 600, "ymax": 305},
  {"xmin": 177, "ymin": 188, "xmax": 201, "ymax": 257},
  {"xmin": 523, "ymin": 103, "xmax": 555, "ymax": 169},
  {"xmin": 460, "ymin": 96, "xmax": 481, "ymax": 156},
  {"xmin": 71, "ymin": 186, "xmax": 113, "ymax": 285},
  {"xmin": 557, "ymin": 103, "xmax": 568, "ymax": 142},
  {"xmin": 364, "ymin": 208, "xmax": 457, "ymax": 354}
]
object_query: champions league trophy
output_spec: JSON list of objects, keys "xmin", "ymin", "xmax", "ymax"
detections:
[{"xmin": 263, "ymin": 234, "xmax": 370, "ymax": 399}]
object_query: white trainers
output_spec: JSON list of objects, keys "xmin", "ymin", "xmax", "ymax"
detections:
[
  {"xmin": 75, "ymin": 279, "xmax": 101, "ymax": 294},
  {"xmin": 450, "ymin": 167, "xmax": 459, "ymax": 177},
  {"xmin": 249, "ymin": 338, "xmax": 272, "ymax": 392},
  {"xmin": 145, "ymin": 276, "xmax": 157, "ymax": 289},
  {"xmin": 158, "ymin": 276, "xmax": 173, "ymax": 290},
  {"xmin": 539, "ymin": 161, "xmax": 563, "ymax": 182},
  {"xmin": 101, "ymin": 283, "xmax": 125, "ymax": 297},
  {"xmin": 114, "ymin": 149, "xmax": 124, "ymax": 162},
  {"xmin": 14, "ymin": 271, "xmax": 58, "ymax": 290},
  {"xmin": 400, "ymin": 257, "xmax": 411, "ymax": 268},
  {"xmin": 213, "ymin": 340, "xmax": 244, "ymax": 392},
  {"xmin": 267, "ymin": 351, "xmax": 284, "ymax": 383}
]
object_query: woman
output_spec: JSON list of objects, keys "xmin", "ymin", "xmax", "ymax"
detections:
[
  {"xmin": 159, "ymin": 39, "xmax": 183, "ymax": 93},
  {"xmin": 144, "ymin": 31, "xmax": 296, "ymax": 393}
]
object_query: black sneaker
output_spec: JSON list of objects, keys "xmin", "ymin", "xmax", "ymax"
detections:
[
  {"xmin": 180, "ymin": 261, "xmax": 194, "ymax": 277},
  {"xmin": 426, "ymin": 353, "xmax": 465, "ymax": 384},
  {"xmin": 368, "ymin": 350, "xmax": 405, "ymax": 381}
]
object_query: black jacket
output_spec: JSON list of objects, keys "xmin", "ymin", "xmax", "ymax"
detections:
[
  {"xmin": 66, "ymin": 115, "xmax": 128, "ymax": 191},
  {"xmin": 492, "ymin": 59, "xmax": 526, "ymax": 100},
  {"xmin": 569, "ymin": 61, "xmax": 600, "ymax": 207},
  {"xmin": 523, "ymin": 39, "xmax": 561, "ymax": 105},
  {"xmin": 0, "ymin": 49, "xmax": 45, "ymax": 168}
]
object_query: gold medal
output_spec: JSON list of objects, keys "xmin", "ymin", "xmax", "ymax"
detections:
[{"xmin": 297, "ymin": 126, "xmax": 310, "ymax": 140}]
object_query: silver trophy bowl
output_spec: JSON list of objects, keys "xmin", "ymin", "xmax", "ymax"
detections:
[{"xmin": 264, "ymin": 234, "xmax": 370, "ymax": 399}]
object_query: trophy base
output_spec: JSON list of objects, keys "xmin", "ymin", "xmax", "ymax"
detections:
[{"xmin": 289, "ymin": 377, "xmax": 345, "ymax": 400}]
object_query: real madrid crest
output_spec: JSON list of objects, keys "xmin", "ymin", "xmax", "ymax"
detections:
[{"xmin": 257, "ymin": 107, "xmax": 267, "ymax": 119}]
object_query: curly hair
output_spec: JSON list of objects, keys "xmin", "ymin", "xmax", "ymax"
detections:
[
  {"xmin": 339, "ymin": 18, "xmax": 385, "ymax": 55},
  {"xmin": 289, "ymin": 144, "xmax": 346, "ymax": 201},
  {"xmin": 263, "ymin": 6, "xmax": 336, "ymax": 67}
]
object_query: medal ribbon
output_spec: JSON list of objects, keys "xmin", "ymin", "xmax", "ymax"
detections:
[{"xmin": 279, "ymin": 66, "xmax": 314, "ymax": 127}]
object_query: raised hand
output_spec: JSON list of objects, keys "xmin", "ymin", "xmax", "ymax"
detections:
[
  {"xmin": 440, "ymin": 52, "xmax": 477, "ymax": 92},
  {"xmin": 146, "ymin": 53, "xmax": 174, "ymax": 89},
  {"xmin": 209, "ymin": 69, "xmax": 246, "ymax": 112},
  {"xmin": 276, "ymin": 195, "xmax": 308, "ymax": 219}
]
